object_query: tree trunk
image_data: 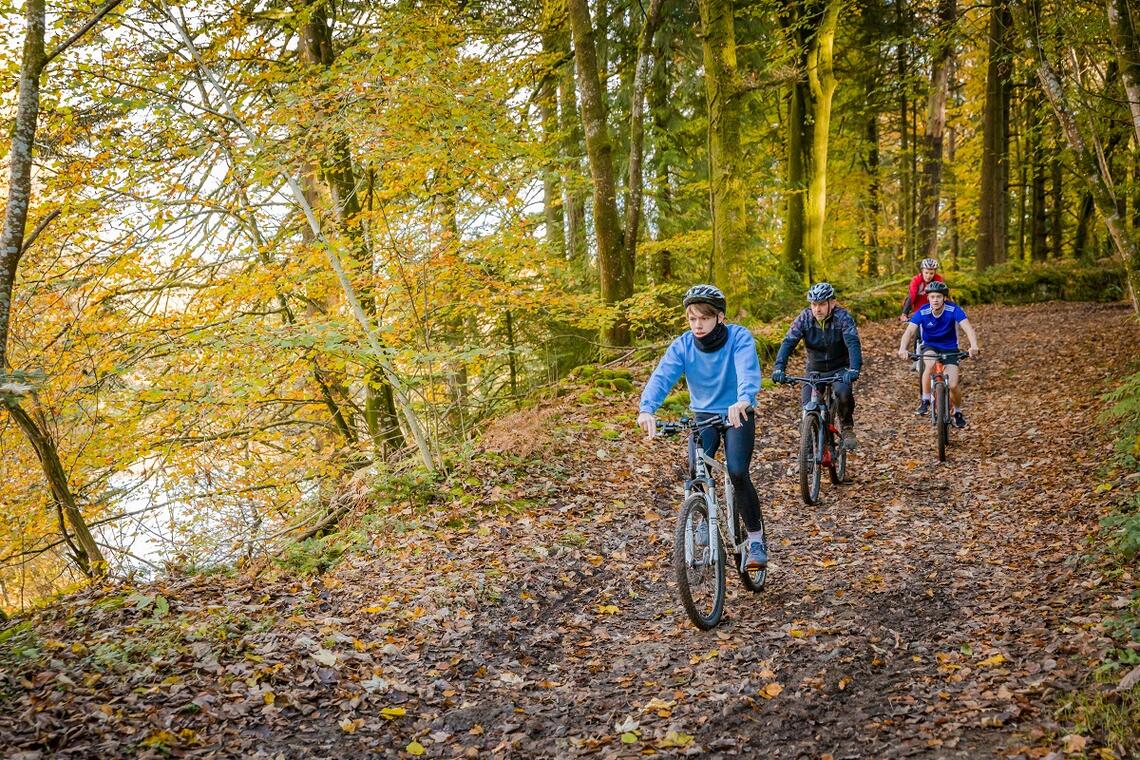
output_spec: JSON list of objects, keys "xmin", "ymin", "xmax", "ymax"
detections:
[
  {"xmin": 803, "ymin": 0, "xmax": 841, "ymax": 282},
  {"xmin": 0, "ymin": 0, "xmax": 122, "ymax": 579},
  {"xmin": 1051, "ymin": 154, "xmax": 1064, "ymax": 259},
  {"xmin": 557, "ymin": 25, "xmax": 589, "ymax": 265},
  {"xmin": 917, "ymin": 0, "xmax": 956, "ymax": 261},
  {"xmin": 976, "ymin": 0, "xmax": 1012, "ymax": 270},
  {"xmin": 863, "ymin": 99, "xmax": 882, "ymax": 277},
  {"xmin": 0, "ymin": 0, "xmax": 46, "ymax": 372},
  {"xmin": 568, "ymin": 0, "xmax": 631, "ymax": 346},
  {"xmin": 947, "ymin": 123, "xmax": 960, "ymax": 266},
  {"xmin": 622, "ymin": 0, "xmax": 666, "ymax": 277},
  {"xmin": 1013, "ymin": 0, "xmax": 1140, "ymax": 311},
  {"xmin": 298, "ymin": 1, "xmax": 407, "ymax": 454},
  {"xmin": 896, "ymin": 0, "xmax": 911, "ymax": 270},
  {"xmin": 7, "ymin": 403, "xmax": 105, "ymax": 576},
  {"xmin": 1027, "ymin": 85, "xmax": 1049, "ymax": 261},
  {"xmin": 699, "ymin": 0, "xmax": 749, "ymax": 312},
  {"xmin": 540, "ymin": 28, "xmax": 566, "ymax": 259},
  {"xmin": 649, "ymin": 23, "xmax": 674, "ymax": 282},
  {"xmin": 783, "ymin": 77, "xmax": 809, "ymax": 280},
  {"xmin": 1108, "ymin": 0, "xmax": 1140, "ymax": 146}
]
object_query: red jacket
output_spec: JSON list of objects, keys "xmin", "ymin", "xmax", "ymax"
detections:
[{"xmin": 902, "ymin": 273, "xmax": 945, "ymax": 315}]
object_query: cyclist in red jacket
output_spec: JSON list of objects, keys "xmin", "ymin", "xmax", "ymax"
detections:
[
  {"xmin": 899, "ymin": 258, "xmax": 945, "ymax": 410},
  {"xmin": 899, "ymin": 258, "xmax": 945, "ymax": 322}
]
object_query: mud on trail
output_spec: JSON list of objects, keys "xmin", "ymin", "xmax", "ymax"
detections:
[{"xmin": 1, "ymin": 301, "xmax": 1138, "ymax": 759}]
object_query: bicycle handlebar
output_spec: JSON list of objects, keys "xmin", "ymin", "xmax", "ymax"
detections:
[
  {"xmin": 781, "ymin": 373, "xmax": 845, "ymax": 386},
  {"xmin": 904, "ymin": 350, "xmax": 971, "ymax": 361},
  {"xmin": 657, "ymin": 409, "xmax": 750, "ymax": 437}
]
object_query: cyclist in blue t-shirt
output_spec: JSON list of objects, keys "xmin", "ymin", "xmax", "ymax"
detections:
[
  {"xmin": 896, "ymin": 281, "xmax": 980, "ymax": 428},
  {"xmin": 637, "ymin": 284, "xmax": 767, "ymax": 570}
]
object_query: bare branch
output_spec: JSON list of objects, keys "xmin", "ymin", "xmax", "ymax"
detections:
[{"xmin": 44, "ymin": 0, "xmax": 127, "ymax": 66}]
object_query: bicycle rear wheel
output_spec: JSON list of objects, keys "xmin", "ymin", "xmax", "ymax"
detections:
[
  {"xmin": 829, "ymin": 436, "xmax": 847, "ymax": 484},
  {"xmin": 733, "ymin": 502, "xmax": 766, "ymax": 592},
  {"xmin": 799, "ymin": 414, "xmax": 822, "ymax": 504},
  {"xmin": 673, "ymin": 494, "xmax": 725, "ymax": 629}
]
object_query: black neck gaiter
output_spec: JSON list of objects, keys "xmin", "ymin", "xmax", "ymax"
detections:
[{"xmin": 694, "ymin": 322, "xmax": 729, "ymax": 353}]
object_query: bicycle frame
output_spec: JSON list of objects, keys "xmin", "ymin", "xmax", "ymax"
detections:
[
  {"xmin": 787, "ymin": 374, "xmax": 844, "ymax": 467},
  {"xmin": 683, "ymin": 431, "xmax": 744, "ymax": 569},
  {"xmin": 783, "ymin": 373, "xmax": 846, "ymax": 504},
  {"xmin": 803, "ymin": 381, "xmax": 836, "ymax": 467}
]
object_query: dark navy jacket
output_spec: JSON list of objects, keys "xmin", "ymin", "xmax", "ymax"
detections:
[{"xmin": 773, "ymin": 306, "xmax": 863, "ymax": 374}]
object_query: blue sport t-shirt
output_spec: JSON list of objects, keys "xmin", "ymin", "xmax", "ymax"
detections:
[{"xmin": 909, "ymin": 302, "xmax": 967, "ymax": 351}]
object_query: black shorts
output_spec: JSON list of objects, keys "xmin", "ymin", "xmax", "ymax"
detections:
[{"xmin": 921, "ymin": 348, "xmax": 961, "ymax": 366}]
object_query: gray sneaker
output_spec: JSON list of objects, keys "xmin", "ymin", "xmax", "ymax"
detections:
[
  {"xmin": 745, "ymin": 540, "xmax": 768, "ymax": 570},
  {"xmin": 694, "ymin": 520, "xmax": 709, "ymax": 549},
  {"xmin": 841, "ymin": 427, "xmax": 857, "ymax": 450}
]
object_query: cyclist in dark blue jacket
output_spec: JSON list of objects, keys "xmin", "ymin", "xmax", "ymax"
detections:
[{"xmin": 771, "ymin": 282, "xmax": 864, "ymax": 449}]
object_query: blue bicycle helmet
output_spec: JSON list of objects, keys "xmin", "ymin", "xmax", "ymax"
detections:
[
  {"xmin": 682, "ymin": 284, "xmax": 727, "ymax": 313},
  {"xmin": 926, "ymin": 280, "xmax": 949, "ymax": 295},
  {"xmin": 806, "ymin": 282, "xmax": 836, "ymax": 303}
]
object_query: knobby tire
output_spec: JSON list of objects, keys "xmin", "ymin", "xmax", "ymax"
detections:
[
  {"xmin": 673, "ymin": 494, "xmax": 725, "ymax": 629},
  {"xmin": 799, "ymin": 414, "xmax": 822, "ymax": 505},
  {"xmin": 935, "ymin": 382, "xmax": 948, "ymax": 461},
  {"xmin": 829, "ymin": 427, "xmax": 847, "ymax": 484}
]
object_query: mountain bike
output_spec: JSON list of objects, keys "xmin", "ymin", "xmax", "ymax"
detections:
[
  {"xmin": 658, "ymin": 415, "xmax": 766, "ymax": 630},
  {"xmin": 906, "ymin": 350, "xmax": 970, "ymax": 462},
  {"xmin": 782, "ymin": 373, "xmax": 847, "ymax": 505}
]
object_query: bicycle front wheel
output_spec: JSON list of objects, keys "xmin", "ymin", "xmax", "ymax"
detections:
[
  {"xmin": 673, "ymin": 494, "xmax": 725, "ymax": 629},
  {"xmin": 935, "ymin": 384, "xmax": 949, "ymax": 461},
  {"xmin": 799, "ymin": 414, "xmax": 822, "ymax": 505}
]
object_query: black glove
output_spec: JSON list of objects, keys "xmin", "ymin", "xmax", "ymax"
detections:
[
  {"xmin": 771, "ymin": 368, "xmax": 786, "ymax": 385},
  {"xmin": 842, "ymin": 369, "xmax": 860, "ymax": 385}
]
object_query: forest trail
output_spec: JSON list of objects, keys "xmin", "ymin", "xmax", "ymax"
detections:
[{"xmin": 2, "ymin": 301, "xmax": 1138, "ymax": 759}]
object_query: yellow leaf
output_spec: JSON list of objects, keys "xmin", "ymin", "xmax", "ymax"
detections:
[
  {"xmin": 406, "ymin": 740, "xmax": 426, "ymax": 755},
  {"xmin": 761, "ymin": 682, "xmax": 784, "ymax": 698},
  {"xmin": 339, "ymin": 718, "xmax": 363, "ymax": 733},
  {"xmin": 788, "ymin": 629, "xmax": 806, "ymax": 638},
  {"xmin": 381, "ymin": 707, "xmax": 407, "ymax": 720},
  {"xmin": 978, "ymin": 653, "xmax": 1006, "ymax": 667},
  {"xmin": 263, "ymin": 691, "xmax": 275, "ymax": 705},
  {"xmin": 657, "ymin": 730, "xmax": 694, "ymax": 748},
  {"xmin": 597, "ymin": 604, "xmax": 620, "ymax": 615},
  {"xmin": 363, "ymin": 605, "xmax": 387, "ymax": 614},
  {"xmin": 621, "ymin": 732, "xmax": 639, "ymax": 743},
  {"xmin": 643, "ymin": 511, "xmax": 662, "ymax": 522}
]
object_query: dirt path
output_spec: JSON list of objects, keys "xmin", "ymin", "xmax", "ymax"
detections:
[{"xmin": 2, "ymin": 301, "xmax": 1137, "ymax": 759}]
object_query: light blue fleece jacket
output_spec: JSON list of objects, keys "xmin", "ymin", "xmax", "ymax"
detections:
[{"xmin": 638, "ymin": 324, "xmax": 761, "ymax": 415}]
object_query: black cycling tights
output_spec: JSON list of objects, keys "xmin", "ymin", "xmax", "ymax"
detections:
[{"xmin": 691, "ymin": 411, "xmax": 763, "ymax": 533}]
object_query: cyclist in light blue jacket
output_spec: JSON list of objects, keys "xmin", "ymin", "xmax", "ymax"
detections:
[{"xmin": 636, "ymin": 285, "xmax": 767, "ymax": 570}]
